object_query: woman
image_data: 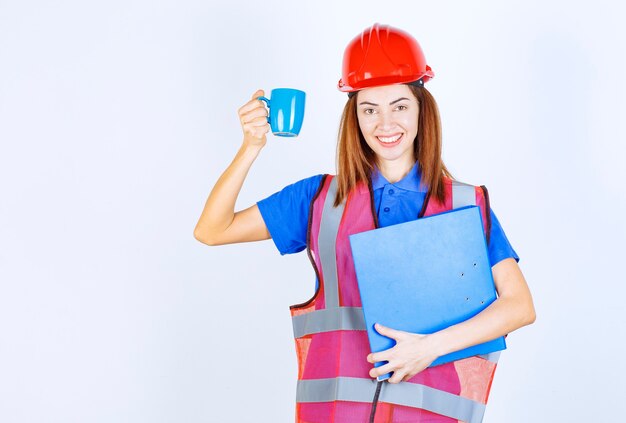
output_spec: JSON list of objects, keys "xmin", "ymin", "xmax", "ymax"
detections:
[{"xmin": 195, "ymin": 23, "xmax": 535, "ymax": 423}]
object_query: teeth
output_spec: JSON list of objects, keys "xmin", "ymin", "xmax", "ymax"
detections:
[{"xmin": 377, "ymin": 134, "xmax": 402, "ymax": 143}]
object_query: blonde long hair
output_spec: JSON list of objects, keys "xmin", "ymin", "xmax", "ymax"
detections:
[{"xmin": 334, "ymin": 84, "xmax": 453, "ymax": 207}]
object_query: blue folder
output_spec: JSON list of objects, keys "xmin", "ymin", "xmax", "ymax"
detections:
[{"xmin": 349, "ymin": 206, "xmax": 506, "ymax": 381}]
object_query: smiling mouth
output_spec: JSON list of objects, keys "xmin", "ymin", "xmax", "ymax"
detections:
[{"xmin": 376, "ymin": 133, "xmax": 403, "ymax": 146}]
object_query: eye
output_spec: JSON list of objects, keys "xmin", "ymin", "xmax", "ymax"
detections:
[
  {"xmin": 395, "ymin": 104, "xmax": 408, "ymax": 111},
  {"xmin": 363, "ymin": 108, "xmax": 376, "ymax": 115}
]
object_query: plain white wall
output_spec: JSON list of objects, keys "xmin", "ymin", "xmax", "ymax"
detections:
[{"xmin": 1, "ymin": 0, "xmax": 625, "ymax": 421}]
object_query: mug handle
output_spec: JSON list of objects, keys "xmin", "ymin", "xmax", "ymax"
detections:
[{"xmin": 257, "ymin": 96, "xmax": 270, "ymax": 123}]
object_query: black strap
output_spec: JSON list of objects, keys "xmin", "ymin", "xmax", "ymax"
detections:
[
  {"xmin": 480, "ymin": 185, "xmax": 492, "ymax": 247},
  {"xmin": 369, "ymin": 381, "xmax": 384, "ymax": 423},
  {"xmin": 348, "ymin": 78, "xmax": 424, "ymax": 98}
]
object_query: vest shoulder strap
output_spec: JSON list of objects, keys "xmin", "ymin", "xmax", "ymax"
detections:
[
  {"xmin": 451, "ymin": 179, "xmax": 476, "ymax": 208},
  {"xmin": 446, "ymin": 178, "xmax": 492, "ymax": 246}
]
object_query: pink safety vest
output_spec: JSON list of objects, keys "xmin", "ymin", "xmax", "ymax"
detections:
[{"xmin": 290, "ymin": 175, "xmax": 500, "ymax": 423}]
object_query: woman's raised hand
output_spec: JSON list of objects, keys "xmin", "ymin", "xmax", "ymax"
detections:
[
  {"xmin": 193, "ymin": 89, "xmax": 272, "ymax": 246},
  {"xmin": 238, "ymin": 89, "xmax": 271, "ymax": 149}
]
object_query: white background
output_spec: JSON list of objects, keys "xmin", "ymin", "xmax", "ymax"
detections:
[{"xmin": 1, "ymin": 0, "xmax": 625, "ymax": 422}]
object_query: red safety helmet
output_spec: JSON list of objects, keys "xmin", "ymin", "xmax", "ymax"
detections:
[{"xmin": 338, "ymin": 23, "xmax": 434, "ymax": 94}]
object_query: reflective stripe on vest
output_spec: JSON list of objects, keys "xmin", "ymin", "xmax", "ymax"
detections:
[
  {"xmin": 452, "ymin": 180, "xmax": 476, "ymax": 209},
  {"xmin": 296, "ymin": 377, "xmax": 486, "ymax": 423},
  {"xmin": 318, "ymin": 177, "xmax": 342, "ymax": 309},
  {"xmin": 292, "ymin": 304, "xmax": 500, "ymax": 363},
  {"xmin": 291, "ymin": 176, "xmax": 498, "ymax": 422},
  {"xmin": 292, "ymin": 306, "xmax": 365, "ymax": 338}
]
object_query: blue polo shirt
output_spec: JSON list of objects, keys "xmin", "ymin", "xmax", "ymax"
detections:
[{"xmin": 257, "ymin": 163, "xmax": 519, "ymax": 267}]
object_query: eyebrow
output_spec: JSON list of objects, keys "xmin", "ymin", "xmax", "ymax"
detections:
[{"xmin": 358, "ymin": 97, "xmax": 411, "ymax": 106}]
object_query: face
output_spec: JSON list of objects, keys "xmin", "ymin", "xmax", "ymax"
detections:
[{"xmin": 356, "ymin": 84, "xmax": 419, "ymax": 169}]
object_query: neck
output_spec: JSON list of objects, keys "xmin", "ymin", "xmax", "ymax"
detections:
[{"xmin": 377, "ymin": 158, "xmax": 415, "ymax": 184}]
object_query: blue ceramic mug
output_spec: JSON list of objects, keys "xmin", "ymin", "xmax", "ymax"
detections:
[{"xmin": 258, "ymin": 88, "xmax": 306, "ymax": 137}]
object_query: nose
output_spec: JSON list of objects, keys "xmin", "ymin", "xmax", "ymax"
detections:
[{"xmin": 378, "ymin": 110, "xmax": 396, "ymax": 132}]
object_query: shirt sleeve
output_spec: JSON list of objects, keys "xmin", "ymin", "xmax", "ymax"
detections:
[
  {"xmin": 256, "ymin": 174, "xmax": 325, "ymax": 255},
  {"xmin": 488, "ymin": 208, "xmax": 520, "ymax": 266}
]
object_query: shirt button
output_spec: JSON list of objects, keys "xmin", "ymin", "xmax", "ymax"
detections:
[
  {"xmin": 383, "ymin": 207, "xmax": 390, "ymax": 212},
  {"xmin": 388, "ymin": 189, "xmax": 395, "ymax": 195}
]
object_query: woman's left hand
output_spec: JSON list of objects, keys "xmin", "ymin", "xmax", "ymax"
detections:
[{"xmin": 366, "ymin": 323, "xmax": 441, "ymax": 384}]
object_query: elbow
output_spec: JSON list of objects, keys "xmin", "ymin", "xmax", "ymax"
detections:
[
  {"xmin": 520, "ymin": 303, "xmax": 537, "ymax": 327},
  {"xmin": 193, "ymin": 226, "xmax": 218, "ymax": 246},
  {"xmin": 505, "ymin": 296, "xmax": 536, "ymax": 330}
]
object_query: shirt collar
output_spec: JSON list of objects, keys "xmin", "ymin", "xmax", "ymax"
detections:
[{"xmin": 371, "ymin": 161, "xmax": 428, "ymax": 193}]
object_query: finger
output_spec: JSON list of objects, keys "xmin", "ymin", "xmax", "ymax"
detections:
[
  {"xmin": 238, "ymin": 99, "xmax": 265, "ymax": 116},
  {"xmin": 244, "ymin": 123, "xmax": 270, "ymax": 137},
  {"xmin": 369, "ymin": 362, "xmax": 394, "ymax": 378},
  {"xmin": 367, "ymin": 349, "xmax": 391, "ymax": 364},
  {"xmin": 243, "ymin": 116, "xmax": 270, "ymax": 127},
  {"xmin": 402, "ymin": 371, "xmax": 418, "ymax": 382},
  {"xmin": 368, "ymin": 343, "xmax": 398, "ymax": 363},
  {"xmin": 388, "ymin": 370, "xmax": 406, "ymax": 384},
  {"xmin": 251, "ymin": 89, "xmax": 264, "ymax": 100},
  {"xmin": 238, "ymin": 90, "xmax": 266, "ymax": 115},
  {"xmin": 374, "ymin": 323, "xmax": 405, "ymax": 340},
  {"xmin": 240, "ymin": 107, "xmax": 269, "ymax": 123}
]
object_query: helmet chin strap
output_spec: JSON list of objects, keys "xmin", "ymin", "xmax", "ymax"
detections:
[{"xmin": 347, "ymin": 79, "xmax": 425, "ymax": 99}]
